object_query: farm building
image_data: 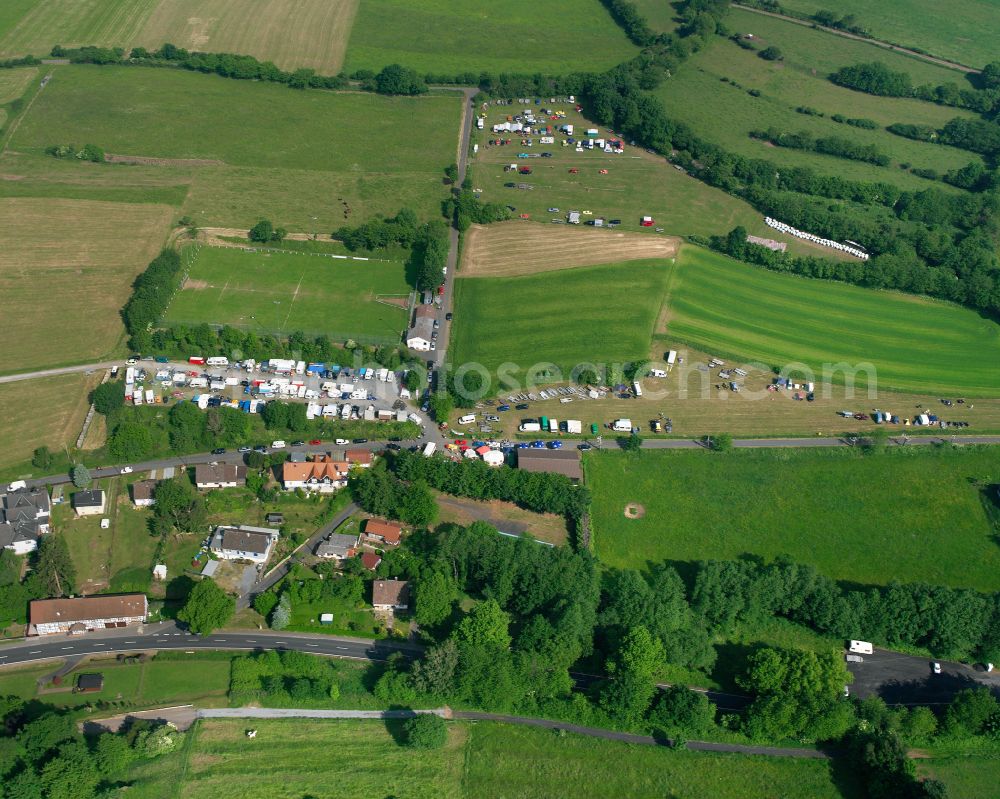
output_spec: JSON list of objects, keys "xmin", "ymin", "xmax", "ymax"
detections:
[
  {"xmin": 0, "ymin": 486, "xmax": 51, "ymax": 555},
  {"xmin": 372, "ymin": 579, "xmax": 410, "ymax": 611},
  {"xmin": 516, "ymin": 449, "xmax": 583, "ymax": 482},
  {"xmin": 209, "ymin": 525, "xmax": 279, "ymax": 564},
  {"xmin": 363, "ymin": 518, "xmax": 402, "ymax": 546},
  {"xmin": 73, "ymin": 489, "xmax": 106, "ymax": 517},
  {"xmin": 130, "ymin": 480, "xmax": 158, "ymax": 507},
  {"xmin": 315, "ymin": 532, "xmax": 360, "ymax": 561},
  {"xmin": 282, "ymin": 455, "xmax": 350, "ymax": 493},
  {"xmin": 195, "ymin": 464, "xmax": 247, "ymax": 490},
  {"xmin": 29, "ymin": 593, "xmax": 148, "ymax": 636},
  {"xmin": 407, "ymin": 305, "xmax": 436, "ymax": 351}
]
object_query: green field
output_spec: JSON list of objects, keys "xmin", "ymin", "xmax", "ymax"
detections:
[
  {"xmin": 126, "ymin": 719, "xmax": 852, "ymax": 799},
  {"xmin": 6, "ymin": 65, "xmax": 461, "ymax": 229},
  {"xmin": 655, "ymin": 35, "xmax": 978, "ymax": 189},
  {"xmin": 774, "ymin": 0, "xmax": 1000, "ymax": 69},
  {"xmin": 668, "ymin": 246, "xmax": 1000, "ymax": 396},
  {"xmin": 451, "ymin": 260, "xmax": 670, "ymax": 383},
  {"xmin": 343, "ymin": 0, "xmax": 637, "ymax": 76},
  {"xmin": 165, "ymin": 245, "xmax": 411, "ymax": 341},
  {"xmin": 0, "ymin": 0, "xmax": 153, "ymax": 58},
  {"xmin": 587, "ymin": 447, "xmax": 1000, "ymax": 591},
  {"xmin": 918, "ymin": 750, "xmax": 1000, "ymax": 798}
]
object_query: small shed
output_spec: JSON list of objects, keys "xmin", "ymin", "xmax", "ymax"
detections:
[
  {"xmin": 201, "ymin": 560, "xmax": 220, "ymax": 577},
  {"xmin": 76, "ymin": 673, "xmax": 104, "ymax": 693},
  {"xmin": 266, "ymin": 513, "xmax": 284, "ymax": 525},
  {"xmin": 152, "ymin": 564, "xmax": 167, "ymax": 581},
  {"xmin": 319, "ymin": 613, "xmax": 334, "ymax": 625}
]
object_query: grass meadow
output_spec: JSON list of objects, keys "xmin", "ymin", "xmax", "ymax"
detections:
[
  {"xmin": 917, "ymin": 750, "xmax": 1000, "ymax": 798},
  {"xmin": 775, "ymin": 0, "xmax": 1000, "ymax": 69},
  {"xmin": 0, "ymin": 196, "xmax": 173, "ymax": 372},
  {"xmin": 655, "ymin": 37, "xmax": 977, "ymax": 190},
  {"xmin": 0, "ymin": 0, "xmax": 153, "ymax": 58},
  {"xmin": 668, "ymin": 247, "xmax": 1000, "ymax": 396},
  {"xmin": 9, "ymin": 66, "xmax": 462, "ymax": 229},
  {"xmin": 126, "ymin": 719, "xmax": 852, "ymax": 799},
  {"xmin": 586, "ymin": 446, "xmax": 1000, "ymax": 591},
  {"xmin": 451, "ymin": 260, "xmax": 670, "ymax": 381},
  {"xmin": 343, "ymin": 0, "xmax": 637, "ymax": 76},
  {"xmin": 165, "ymin": 245, "xmax": 411, "ymax": 341}
]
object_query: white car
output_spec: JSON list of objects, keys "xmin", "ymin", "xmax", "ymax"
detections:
[
  {"xmin": 271, "ymin": 440, "xmax": 286, "ymax": 449},
  {"xmin": 933, "ymin": 661, "xmax": 942, "ymax": 674},
  {"xmin": 582, "ymin": 209, "xmax": 593, "ymax": 215},
  {"xmin": 335, "ymin": 438, "xmax": 349, "ymax": 445},
  {"xmin": 547, "ymin": 207, "xmax": 560, "ymax": 212},
  {"xmin": 120, "ymin": 466, "xmax": 133, "ymax": 474},
  {"xmin": 100, "ymin": 518, "xmax": 110, "ymax": 529}
]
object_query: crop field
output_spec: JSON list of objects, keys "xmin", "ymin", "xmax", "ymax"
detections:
[
  {"xmin": 775, "ymin": 0, "xmax": 1000, "ymax": 69},
  {"xmin": 0, "ymin": 66, "xmax": 35, "ymax": 103},
  {"xmin": 461, "ymin": 222, "xmax": 680, "ymax": 277},
  {"xmin": 0, "ymin": 197, "xmax": 173, "ymax": 372},
  {"xmin": 10, "ymin": 66, "xmax": 462, "ymax": 228},
  {"xmin": 135, "ymin": 0, "xmax": 359, "ymax": 73},
  {"xmin": 451, "ymin": 260, "xmax": 670, "ymax": 382},
  {"xmin": 587, "ymin": 446, "xmax": 1000, "ymax": 591},
  {"xmin": 668, "ymin": 247, "xmax": 1000, "ymax": 396},
  {"xmin": 470, "ymin": 106, "xmax": 845, "ymax": 257},
  {"xmin": 655, "ymin": 40, "xmax": 976, "ymax": 190},
  {"xmin": 343, "ymin": 0, "xmax": 637, "ymax": 76},
  {"xmin": 165, "ymin": 245, "xmax": 410, "ymax": 341},
  {"xmin": 0, "ymin": 0, "xmax": 154, "ymax": 59}
]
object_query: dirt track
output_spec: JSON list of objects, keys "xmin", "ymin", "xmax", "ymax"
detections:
[
  {"xmin": 460, "ymin": 221, "xmax": 680, "ymax": 277},
  {"xmin": 104, "ymin": 154, "xmax": 225, "ymax": 167}
]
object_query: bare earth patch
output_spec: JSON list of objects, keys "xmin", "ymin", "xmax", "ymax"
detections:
[
  {"xmin": 184, "ymin": 278, "xmax": 209, "ymax": 290},
  {"xmin": 624, "ymin": 503, "xmax": 646, "ymax": 519},
  {"xmin": 461, "ymin": 221, "xmax": 680, "ymax": 277},
  {"xmin": 104, "ymin": 153, "xmax": 225, "ymax": 167}
]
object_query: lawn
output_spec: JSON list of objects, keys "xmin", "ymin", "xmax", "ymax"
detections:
[
  {"xmin": 9, "ymin": 66, "xmax": 462, "ymax": 228},
  {"xmin": 464, "ymin": 723, "xmax": 856, "ymax": 799},
  {"xmin": 343, "ymin": 0, "xmax": 637, "ymax": 76},
  {"xmin": 0, "ymin": 196, "xmax": 173, "ymax": 373},
  {"xmin": 0, "ymin": 372, "xmax": 101, "ymax": 479},
  {"xmin": 667, "ymin": 246, "xmax": 1000, "ymax": 396},
  {"xmin": 917, "ymin": 750, "xmax": 1000, "ymax": 798},
  {"xmin": 586, "ymin": 446, "xmax": 1000, "ymax": 591},
  {"xmin": 164, "ymin": 245, "xmax": 411, "ymax": 342},
  {"xmin": 451, "ymin": 259, "xmax": 670, "ymax": 385},
  {"xmin": 470, "ymin": 106, "xmax": 839, "ymax": 257},
  {"xmin": 774, "ymin": 0, "xmax": 1000, "ymax": 69},
  {"xmin": 654, "ymin": 37, "xmax": 976, "ymax": 190}
]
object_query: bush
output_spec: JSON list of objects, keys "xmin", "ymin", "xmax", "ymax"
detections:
[
  {"xmin": 759, "ymin": 46, "xmax": 783, "ymax": 61},
  {"xmin": 403, "ymin": 714, "xmax": 447, "ymax": 748}
]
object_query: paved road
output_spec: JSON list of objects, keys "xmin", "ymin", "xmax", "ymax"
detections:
[
  {"xmin": 732, "ymin": 3, "xmax": 979, "ymax": 73},
  {"xmin": 847, "ymin": 648, "xmax": 1000, "ymax": 705},
  {"xmin": 0, "ymin": 361, "xmax": 119, "ymax": 384},
  {"xmin": 200, "ymin": 707, "xmax": 445, "ymax": 720}
]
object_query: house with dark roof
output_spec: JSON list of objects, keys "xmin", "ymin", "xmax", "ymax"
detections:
[
  {"xmin": 372, "ymin": 579, "xmax": 409, "ymax": 610},
  {"xmin": 515, "ymin": 448, "xmax": 583, "ymax": 481},
  {"xmin": 76, "ymin": 673, "xmax": 104, "ymax": 693},
  {"xmin": 406, "ymin": 305, "xmax": 436, "ymax": 351},
  {"xmin": 0, "ymin": 487, "xmax": 51, "ymax": 554},
  {"xmin": 209, "ymin": 525, "xmax": 279, "ymax": 564},
  {"xmin": 29, "ymin": 593, "xmax": 147, "ymax": 636},
  {"xmin": 73, "ymin": 489, "xmax": 106, "ymax": 517},
  {"xmin": 360, "ymin": 552, "xmax": 382, "ymax": 571},
  {"xmin": 131, "ymin": 480, "xmax": 158, "ymax": 507},
  {"xmin": 194, "ymin": 463, "xmax": 247, "ymax": 490},
  {"xmin": 315, "ymin": 532, "xmax": 360, "ymax": 560}
]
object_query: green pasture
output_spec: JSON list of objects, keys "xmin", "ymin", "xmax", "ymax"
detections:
[
  {"xmin": 343, "ymin": 0, "xmax": 637, "ymax": 76},
  {"xmin": 668, "ymin": 246, "xmax": 1000, "ymax": 396},
  {"xmin": 9, "ymin": 66, "xmax": 461, "ymax": 228},
  {"xmin": 451, "ymin": 260, "xmax": 670, "ymax": 382},
  {"xmin": 165, "ymin": 245, "xmax": 410, "ymax": 341},
  {"xmin": 775, "ymin": 0, "xmax": 1000, "ymax": 69},
  {"xmin": 918, "ymin": 750, "xmax": 1000, "ymax": 798},
  {"xmin": 587, "ymin": 446, "xmax": 1000, "ymax": 591},
  {"xmin": 655, "ymin": 41, "xmax": 975, "ymax": 190},
  {"xmin": 0, "ymin": 0, "xmax": 153, "ymax": 59}
]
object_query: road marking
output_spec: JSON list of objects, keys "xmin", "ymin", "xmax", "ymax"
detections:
[
  {"xmin": 275, "ymin": 641, "xmax": 286, "ymax": 644},
  {"xmin": 247, "ymin": 639, "xmax": 256, "ymax": 643},
  {"xmin": 28, "ymin": 650, "xmax": 40, "ymax": 654},
  {"xmin": 307, "ymin": 644, "xmax": 318, "ymax": 647},
  {"xmin": 61, "ymin": 646, "xmax": 73, "ymax": 650},
  {"xmin": 336, "ymin": 646, "xmax": 349, "ymax": 650},
  {"xmin": 124, "ymin": 641, "xmax": 136, "ymax": 644},
  {"xmin": 214, "ymin": 639, "xmax": 226, "ymax": 642},
  {"xmin": 93, "ymin": 643, "xmax": 105, "ymax": 647}
]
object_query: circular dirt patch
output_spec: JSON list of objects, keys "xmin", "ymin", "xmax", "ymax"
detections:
[{"xmin": 624, "ymin": 503, "xmax": 646, "ymax": 519}]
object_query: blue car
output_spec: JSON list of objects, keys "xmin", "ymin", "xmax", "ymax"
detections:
[
  {"xmin": 548, "ymin": 440, "xmax": 563, "ymax": 449},
  {"xmin": 497, "ymin": 404, "xmax": 510, "ymax": 412},
  {"xmin": 531, "ymin": 440, "xmax": 545, "ymax": 448},
  {"xmin": 517, "ymin": 443, "xmax": 529, "ymax": 449}
]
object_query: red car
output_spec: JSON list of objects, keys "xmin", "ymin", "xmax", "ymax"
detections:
[
  {"xmin": 308, "ymin": 439, "xmax": 322, "ymax": 445},
  {"xmin": 437, "ymin": 284, "xmax": 445, "ymax": 295},
  {"xmin": 568, "ymin": 168, "xmax": 579, "ymax": 174},
  {"xmin": 454, "ymin": 439, "xmax": 467, "ymax": 446}
]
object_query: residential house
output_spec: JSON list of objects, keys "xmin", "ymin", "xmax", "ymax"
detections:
[
  {"xmin": 29, "ymin": 593, "xmax": 148, "ymax": 636},
  {"xmin": 315, "ymin": 532, "xmax": 360, "ymax": 560},
  {"xmin": 406, "ymin": 305, "xmax": 435, "ymax": 351},
  {"xmin": 372, "ymin": 579, "xmax": 409, "ymax": 611},
  {"xmin": 209, "ymin": 525, "xmax": 279, "ymax": 564},
  {"xmin": 194, "ymin": 463, "xmax": 247, "ymax": 490},
  {"xmin": 281, "ymin": 455, "xmax": 349, "ymax": 493},
  {"xmin": 363, "ymin": 518, "xmax": 402, "ymax": 546},
  {"xmin": 130, "ymin": 480, "xmax": 158, "ymax": 507},
  {"xmin": 345, "ymin": 449, "xmax": 373, "ymax": 468},
  {"xmin": 0, "ymin": 487, "xmax": 51, "ymax": 554},
  {"xmin": 73, "ymin": 489, "xmax": 106, "ymax": 517},
  {"xmin": 360, "ymin": 552, "xmax": 382, "ymax": 571}
]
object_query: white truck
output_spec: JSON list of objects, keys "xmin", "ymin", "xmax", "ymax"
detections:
[
  {"xmin": 458, "ymin": 414, "xmax": 476, "ymax": 425},
  {"xmin": 848, "ymin": 640, "xmax": 873, "ymax": 655},
  {"xmin": 207, "ymin": 356, "xmax": 229, "ymax": 367},
  {"xmin": 422, "ymin": 442, "xmax": 437, "ymax": 458},
  {"xmin": 612, "ymin": 418, "xmax": 633, "ymax": 432},
  {"xmin": 519, "ymin": 421, "xmax": 541, "ymax": 432}
]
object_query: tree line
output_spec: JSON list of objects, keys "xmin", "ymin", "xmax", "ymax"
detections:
[
  {"xmin": 749, "ymin": 127, "xmax": 890, "ymax": 166},
  {"xmin": 121, "ymin": 249, "xmax": 182, "ymax": 353}
]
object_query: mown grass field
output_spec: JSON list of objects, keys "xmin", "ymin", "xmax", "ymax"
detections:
[
  {"xmin": 655, "ymin": 37, "xmax": 977, "ymax": 190},
  {"xmin": 0, "ymin": 372, "xmax": 100, "ymax": 479},
  {"xmin": 0, "ymin": 65, "xmax": 35, "ymax": 103},
  {"xmin": 0, "ymin": 0, "xmax": 153, "ymax": 58},
  {"xmin": 451, "ymin": 260, "xmax": 670, "ymax": 381},
  {"xmin": 128, "ymin": 719, "xmax": 853, "ymax": 799},
  {"xmin": 0, "ymin": 196, "xmax": 173, "ymax": 372},
  {"xmin": 9, "ymin": 66, "xmax": 462, "ymax": 229},
  {"xmin": 343, "ymin": 0, "xmax": 637, "ymax": 76},
  {"xmin": 917, "ymin": 750, "xmax": 1000, "ymax": 798},
  {"xmin": 775, "ymin": 0, "xmax": 1000, "ymax": 69},
  {"xmin": 587, "ymin": 447, "xmax": 1000, "ymax": 591},
  {"xmin": 668, "ymin": 246, "xmax": 1000, "ymax": 396},
  {"xmin": 470, "ymin": 106, "xmax": 840, "ymax": 258},
  {"xmin": 165, "ymin": 245, "xmax": 410, "ymax": 341}
]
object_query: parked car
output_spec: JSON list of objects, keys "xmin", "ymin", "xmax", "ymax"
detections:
[
  {"xmin": 386, "ymin": 443, "xmax": 401, "ymax": 451},
  {"xmin": 253, "ymin": 445, "xmax": 267, "ymax": 453},
  {"xmin": 119, "ymin": 466, "xmax": 133, "ymax": 475},
  {"xmin": 271, "ymin": 440, "xmax": 286, "ymax": 449},
  {"xmin": 308, "ymin": 439, "xmax": 322, "ymax": 445},
  {"xmin": 515, "ymin": 403, "xmax": 529, "ymax": 410},
  {"xmin": 497, "ymin": 404, "xmax": 510, "ymax": 411},
  {"xmin": 211, "ymin": 448, "xmax": 226, "ymax": 455},
  {"xmin": 335, "ymin": 438, "xmax": 349, "ymax": 445},
  {"xmin": 578, "ymin": 443, "xmax": 593, "ymax": 450},
  {"xmin": 291, "ymin": 440, "xmax": 305, "ymax": 447},
  {"xmin": 445, "ymin": 312, "xmax": 453, "ymax": 321},
  {"xmin": 548, "ymin": 441, "xmax": 563, "ymax": 449},
  {"xmin": 353, "ymin": 438, "xmax": 368, "ymax": 444},
  {"xmin": 238, "ymin": 446, "xmax": 251, "ymax": 453},
  {"xmin": 933, "ymin": 662, "xmax": 942, "ymax": 674},
  {"xmin": 547, "ymin": 207, "xmax": 559, "ymax": 212}
]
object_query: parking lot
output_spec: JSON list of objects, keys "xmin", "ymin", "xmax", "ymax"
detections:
[{"xmin": 847, "ymin": 648, "xmax": 1000, "ymax": 706}]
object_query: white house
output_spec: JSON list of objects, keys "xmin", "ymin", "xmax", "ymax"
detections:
[
  {"xmin": 407, "ymin": 305, "xmax": 436, "ymax": 351},
  {"xmin": 209, "ymin": 525, "xmax": 279, "ymax": 564},
  {"xmin": 73, "ymin": 489, "xmax": 106, "ymax": 517},
  {"xmin": 372, "ymin": 579, "xmax": 410, "ymax": 611},
  {"xmin": 0, "ymin": 487, "xmax": 51, "ymax": 555},
  {"xmin": 194, "ymin": 463, "xmax": 247, "ymax": 490},
  {"xmin": 29, "ymin": 593, "xmax": 147, "ymax": 636}
]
